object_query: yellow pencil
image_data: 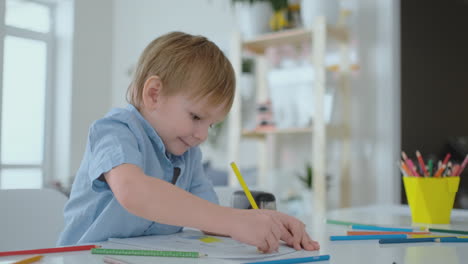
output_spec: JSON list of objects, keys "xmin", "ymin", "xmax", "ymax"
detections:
[
  {"xmin": 230, "ymin": 162, "xmax": 259, "ymax": 209},
  {"xmin": 12, "ymin": 255, "xmax": 43, "ymax": 264}
]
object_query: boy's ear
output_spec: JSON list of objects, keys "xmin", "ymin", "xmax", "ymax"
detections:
[{"xmin": 142, "ymin": 75, "xmax": 163, "ymax": 109}]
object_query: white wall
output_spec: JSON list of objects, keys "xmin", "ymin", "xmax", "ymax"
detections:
[
  {"xmin": 111, "ymin": 0, "xmax": 236, "ymax": 108},
  {"xmin": 52, "ymin": 0, "xmax": 113, "ymax": 182}
]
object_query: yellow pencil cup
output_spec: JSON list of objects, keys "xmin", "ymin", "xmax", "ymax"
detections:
[{"xmin": 403, "ymin": 176, "xmax": 460, "ymax": 224}]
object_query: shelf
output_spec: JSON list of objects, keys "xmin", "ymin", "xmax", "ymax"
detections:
[
  {"xmin": 242, "ymin": 127, "xmax": 313, "ymax": 139},
  {"xmin": 243, "ymin": 27, "xmax": 349, "ymax": 54},
  {"xmin": 242, "ymin": 124, "xmax": 350, "ymax": 139}
]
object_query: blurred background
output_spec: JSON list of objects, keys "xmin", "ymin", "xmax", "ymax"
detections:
[{"xmin": 0, "ymin": 0, "xmax": 467, "ymax": 215}]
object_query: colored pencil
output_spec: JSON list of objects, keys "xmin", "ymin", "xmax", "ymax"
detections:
[
  {"xmin": 326, "ymin": 219, "xmax": 368, "ymax": 226},
  {"xmin": 401, "ymin": 161, "xmax": 413, "ymax": 176},
  {"xmin": 347, "ymin": 231, "xmax": 430, "ymax": 236},
  {"xmin": 411, "ymin": 235, "xmax": 468, "ymax": 238},
  {"xmin": 11, "ymin": 255, "xmax": 43, "ymax": 264},
  {"xmin": 452, "ymin": 164, "xmax": 461, "ymax": 177},
  {"xmin": 442, "ymin": 153, "xmax": 451, "ymax": 166},
  {"xmin": 416, "ymin": 151, "xmax": 428, "ymax": 176},
  {"xmin": 436, "ymin": 237, "xmax": 468, "ymax": 243},
  {"xmin": 230, "ymin": 161, "xmax": 259, "ymax": 209},
  {"xmin": 402, "ymin": 152, "xmax": 420, "ymax": 177},
  {"xmin": 457, "ymin": 154, "xmax": 468, "ymax": 176},
  {"xmin": 103, "ymin": 256, "xmax": 132, "ymax": 264},
  {"xmin": 331, "ymin": 234, "xmax": 406, "ymax": 241},
  {"xmin": 0, "ymin": 245, "xmax": 99, "ymax": 257},
  {"xmin": 91, "ymin": 248, "xmax": 206, "ymax": 258},
  {"xmin": 429, "ymin": 228, "xmax": 468, "ymax": 235},
  {"xmin": 243, "ymin": 255, "xmax": 330, "ymax": 264},
  {"xmin": 379, "ymin": 237, "xmax": 436, "ymax": 244},
  {"xmin": 428, "ymin": 159, "xmax": 434, "ymax": 176},
  {"xmin": 434, "ymin": 164, "xmax": 446, "ymax": 178},
  {"xmin": 350, "ymin": 225, "xmax": 415, "ymax": 232},
  {"xmin": 401, "ymin": 151, "xmax": 419, "ymax": 177}
]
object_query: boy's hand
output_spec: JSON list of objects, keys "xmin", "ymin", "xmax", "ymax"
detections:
[
  {"xmin": 272, "ymin": 211, "xmax": 320, "ymax": 251},
  {"xmin": 227, "ymin": 209, "xmax": 319, "ymax": 253},
  {"xmin": 228, "ymin": 209, "xmax": 283, "ymax": 253}
]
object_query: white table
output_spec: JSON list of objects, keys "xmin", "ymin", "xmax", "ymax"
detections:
[{"xmin": 1, "ymin": 205, "xmax": 468, "ymax": 264}]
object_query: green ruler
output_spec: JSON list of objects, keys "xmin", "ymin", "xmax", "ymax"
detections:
[{"xmin": 91, "ymin": 248, "xmax": 206, "ymax": 258}]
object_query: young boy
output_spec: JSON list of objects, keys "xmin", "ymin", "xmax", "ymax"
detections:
[{"xmin": 57, "ymin": 32, "xmax": 319, "ymax": 253}]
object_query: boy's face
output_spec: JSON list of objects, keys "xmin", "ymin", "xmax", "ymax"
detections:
[{"xmin": 143, "ymin": 92, "xmax": 227, "ymax": 156}]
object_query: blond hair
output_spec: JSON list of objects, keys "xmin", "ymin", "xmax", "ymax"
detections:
[{"xmin": 127, "ymin": 32, "xmax": 235, "ymax": 115}]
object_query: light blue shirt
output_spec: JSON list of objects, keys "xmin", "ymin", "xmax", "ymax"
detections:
[{"xmin": 57, "ymin": 104, "xmax": 219, "ymax": 246}]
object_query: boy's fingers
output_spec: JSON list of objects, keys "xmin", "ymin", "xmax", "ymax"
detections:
[
  {"xmin": 280, "ymin": 225, "xmax": 294, "ymax": 245},
  {"xmin": 291, "ymin": 225, "xmax": 303, "ymax": 250},
  {"xmin": 266, "ymin": 232, "xmax": 279, "ymax": 253},
  {"xmin": 301, "ymin": 233, "xmax": 318, "ymax": 251},
  {"xmin": 301, "ymin": 232, "xmax": 314, "ymax": 250},
  {"xmin": 312, "ymin": 241, "xmax": 320, "ymax": 250},
  {"xmin": 273, "ymin": 217, "xmax": 292, "ymax": 244},
  {"xmin": 271, "ymin": 221, "xmax": 282, "ymax": 242},
  {"xmin": 257, "ymin": 239, "xmax": 269, "ymax": 253}
]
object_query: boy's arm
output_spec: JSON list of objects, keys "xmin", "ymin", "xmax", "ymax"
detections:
[
  {"xmin": 104, "ymin": 163, "xmax": 318, "ymax": 252},
  {"xmin": 105, "ymin": 163, "xmax": 231, "ymax": 235}
]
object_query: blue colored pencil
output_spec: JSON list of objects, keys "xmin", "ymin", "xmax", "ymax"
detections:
[
  {"xmin": 243, "ymin": 255, "xmax": 330, "ymax": 264},
  {"xmin": 331, "ymin": 234, "xmax": 406, "ymax": 241},
  {"xmin": 437, "ymin": 237, "xmax": 468, "ymax": 243},
  {"xmin": 351, "ymin": 225, "xmax": 415, "ymax": 232},
  {"xmin": 379, "ymin": 237, "xmax": 435, "ymax": 244}
]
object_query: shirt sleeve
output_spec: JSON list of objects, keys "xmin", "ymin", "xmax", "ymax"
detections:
[
  {"xmin": 188, "ymin": 148, "xmax": 219, "ymax": 205},
  {"xmin": 88, "ymin": 118, "xmax": 144, "ymax": 192}
]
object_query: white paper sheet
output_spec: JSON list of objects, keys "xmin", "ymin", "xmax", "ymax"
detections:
[{"xmin": 108, "ymin": 229, "xmax": 296, "ymax": 259}]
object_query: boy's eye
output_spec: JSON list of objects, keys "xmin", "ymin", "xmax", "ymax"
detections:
[{"xmin": 191, "ymin": 113, "xmax": 201, "ymax": 121}]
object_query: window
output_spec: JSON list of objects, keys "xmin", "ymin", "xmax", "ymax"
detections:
[{"xmin": 0, "ymin": 0, "xmax": 55, "ymax": 189}]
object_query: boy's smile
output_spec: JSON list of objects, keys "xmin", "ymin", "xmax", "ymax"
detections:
[{"xmin": 142, "ymin": 91, "xmax": 227, "ymax": 156}]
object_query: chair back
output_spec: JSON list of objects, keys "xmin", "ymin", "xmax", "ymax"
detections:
[{"xmin": 0, "ymin": 188, "xmax": 68, "ymax": 251}]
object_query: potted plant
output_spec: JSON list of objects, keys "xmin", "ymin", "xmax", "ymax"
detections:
[{"xmin": 231, "ymin": 0, "xmax": 273, "ymax": 39}]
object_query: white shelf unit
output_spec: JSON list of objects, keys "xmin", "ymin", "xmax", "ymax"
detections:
[{"xmin": 228, "ymin": 17, "xmax": 352, "ymax": 213}]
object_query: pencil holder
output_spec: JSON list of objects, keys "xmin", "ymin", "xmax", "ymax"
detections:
[{"xmin": 403, "ymin": 176, "xmax": 460, "ymax": 224}]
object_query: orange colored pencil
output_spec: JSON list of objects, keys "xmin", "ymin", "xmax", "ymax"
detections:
[
  {"xmin": 347, "ymin": 231, "xmax": 431, "ymax": 236},
  {"xmin": 434, "ymin": 164, "xmax": 446, "ymax": 178},
  {"xmin": 401, "ymin": 161, "xmax": 413, "ymax": 176},
  {"xmin": 12, "ymin": 255, "xmax": 43, "ymax": 264},
  {"xmin": 402, "ymin": 152, "xmax": 419, "ymax": 176}
]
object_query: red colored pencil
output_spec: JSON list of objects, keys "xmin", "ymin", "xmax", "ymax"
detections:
[
  {"xmin": 416, "ymin": 151, "xmax": 428, "ymax": 176},
  {"xmin": 452, "ymin": 164, "xmax": 461, "ymax": 176},
  {"xmin": 442, "ymin": 153, "xmax": 451, "ymax": 166},
  {"xmin": 0, "ymin": 245, "xmax": 99, "ymax": 257},
  {"xmin": 457, "ymin": 154, "xmax": 468, "ymax": 176}
]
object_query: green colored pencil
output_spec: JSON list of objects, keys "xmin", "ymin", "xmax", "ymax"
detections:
[
  {"xmin": 326, "ymin": 219, "xmax": 371, "ymax": 226},
  {"xmin": 91, "ymin": 248, "xmax": 206, "ymax": 258},
  {"xmin": 428, "ymin": 159, "xmax": 434, "ymax": 177},
  {"xmin": 429, "ymin": 228, "xmax": 468, "ymax": 235}
]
